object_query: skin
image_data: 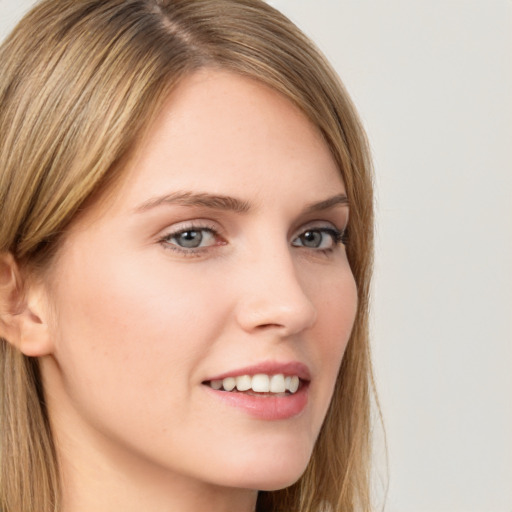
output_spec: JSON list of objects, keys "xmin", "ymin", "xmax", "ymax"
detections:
[{"xmin": 32, "ymin": 69, "xmax": 358, "ymax": 512}]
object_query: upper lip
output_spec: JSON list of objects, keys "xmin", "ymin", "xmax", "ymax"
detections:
[{"xmin": 204, "ymin": 361, "xmax": 311, "ymax": 382}]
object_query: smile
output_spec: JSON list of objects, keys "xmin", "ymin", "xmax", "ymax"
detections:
[{"xmin": 206, "ymin": 373, "xmax": 301, "ymax": 394}]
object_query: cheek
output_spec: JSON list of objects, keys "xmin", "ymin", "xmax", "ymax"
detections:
[
  {"xmin": 307, "ymin": 266, "xmax": 358, "ymax": 419},
  {"xmin": 309, "ymin": 258, "xmax": 357, "ymax": 349},
  {"xmin": 48, "ymin": 245, "xmax": 229, "ymax": 421}
]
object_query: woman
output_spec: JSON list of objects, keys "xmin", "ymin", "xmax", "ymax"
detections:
[{"xmin": 0, "ymin": 1, "xmax": 374, "ymax": 511}]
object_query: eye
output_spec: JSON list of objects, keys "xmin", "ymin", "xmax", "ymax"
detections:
[
  {"xmin": 291, "ymin": 227, "xmax": 344, "ymax": 250},
  {"xmin": 160, "ymin": 227, "xmax": 219, "ymax": 250}
]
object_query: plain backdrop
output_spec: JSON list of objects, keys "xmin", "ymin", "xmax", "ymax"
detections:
[{"xmin": 1, "ymin": 1, "xmax": 511, "ymax": 511}]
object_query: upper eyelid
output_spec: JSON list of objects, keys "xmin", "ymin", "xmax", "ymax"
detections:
[
  {"xmin": 160, "ymin": 221, "xmax": 343, "ymax": 236},
  {"xmin": 158, "ymin": 219, "xmax": 222, "ymax": 236},
  {"xmin": 156, "ymin": 217, "xmax": 347, "ymax": 241},
  {"xmin": 292, "ymin": 220, "xmax": 346, "ymax": 236}
]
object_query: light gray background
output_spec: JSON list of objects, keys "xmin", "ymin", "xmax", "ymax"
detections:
[{"xmin": 1, "ymin": 1, "xmax": 511, "ymax": 511}]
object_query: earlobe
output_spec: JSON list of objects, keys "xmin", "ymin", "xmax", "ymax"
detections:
[{"xmin": 0, "ymin": 253, "xmax": 53, "ymax": 357}]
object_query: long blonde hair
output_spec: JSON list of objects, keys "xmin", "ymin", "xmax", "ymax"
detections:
[{"xmin": 0, "ymin": 1, "xmax": 374, "ymax": 511}]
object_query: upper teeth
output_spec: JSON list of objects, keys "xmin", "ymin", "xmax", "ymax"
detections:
[{"xmin": 209, "ymin": 374, "xmax": 300, "ymax": 394}]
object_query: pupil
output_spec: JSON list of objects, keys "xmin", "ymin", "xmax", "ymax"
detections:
[
  {"xmin": 178, "ymin": 230, "xmax": 202, "ymax": 248},
  {"xmin": 302, "ymin": 231, "xmax": 321, "ymax": 248}
]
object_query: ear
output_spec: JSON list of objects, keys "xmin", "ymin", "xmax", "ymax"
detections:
[{"xmin": 0, "ymin": 253, "xmax": 53, "ymax": 356}]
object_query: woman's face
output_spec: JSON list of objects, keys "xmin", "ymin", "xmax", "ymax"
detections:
[{"xmin": 41, "ymin": 70, "xmax": 357, "ymax": 494}]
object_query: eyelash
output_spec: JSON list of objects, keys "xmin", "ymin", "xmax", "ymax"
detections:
[{"xmin": 158, "ymin": 223, "xmax": 347, "ymax": 257}]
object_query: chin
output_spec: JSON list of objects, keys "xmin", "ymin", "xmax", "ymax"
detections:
[
  {"xmin": 215, "ymin": 447, "xmax": 312, "ymax": 492},
  {"xmin": 227, "ymin": 470, "xmax": 306, "ymax": 493},
  {"xmin": 255, "ymin": 471, "xmax": 306, "ymax": 492}
]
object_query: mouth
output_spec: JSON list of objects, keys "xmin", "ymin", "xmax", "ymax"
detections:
[
  {"xmin": 202, "ymin": 361, "xmax": 311, "ymax": 419},
  {"xmin": 203, "ymin": 373, "xmax": 304, "ymax": 396}
]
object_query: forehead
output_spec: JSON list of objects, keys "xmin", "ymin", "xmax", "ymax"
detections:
[{"xmin": 120, "ymin": 69, "xmax": 343, "ymax": 202}]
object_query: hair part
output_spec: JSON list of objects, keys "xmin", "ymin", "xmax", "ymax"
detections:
[{"xmin": 0, "ymin": 1, "xmax": 375, "ymax": 511}]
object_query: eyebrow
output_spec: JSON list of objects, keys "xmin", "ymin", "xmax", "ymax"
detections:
[
  {"xmin": 303, "ymin": 193, "xmax": 349, "ymax": 213},
  {"xmin": 135, "ymin": 191, "xmax": 251, "ymax": 213},
  {"xmin": 134, "ymin": 191, "xmax": 348, "ymax": 214}
]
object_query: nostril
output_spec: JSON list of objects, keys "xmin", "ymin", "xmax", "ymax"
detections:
[{"xmin": 256, "ymin": 323, "xmax": 284, "ymax": 330}]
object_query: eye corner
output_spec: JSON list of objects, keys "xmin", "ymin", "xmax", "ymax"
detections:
[{"xmin": 337, "ymin": 227, "xmax": 349, "ymax": 246}]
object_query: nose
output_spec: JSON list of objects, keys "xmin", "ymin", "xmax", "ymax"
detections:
[{"xmin": 234, "ymin": 246, "xmax": 318, "ymax": 337}]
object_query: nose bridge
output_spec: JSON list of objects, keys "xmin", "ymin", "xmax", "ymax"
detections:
[{"xmin": 235, "ymin": 236, "xmax": 317, "ymax": 335}]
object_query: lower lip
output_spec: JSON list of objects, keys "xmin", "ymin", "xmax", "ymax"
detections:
[{"xmin": 203, "ymin": 384, "xmax": 309, "ymax": 420}]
